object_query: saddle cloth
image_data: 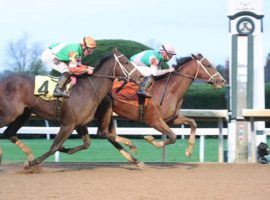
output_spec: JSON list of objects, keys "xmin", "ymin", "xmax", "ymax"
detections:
[
  {"xmin": 34, "ymin": 75, "xmax": 73, "ymax": 101},
  {"xmin": 112, "ymin": 80, "xmax": 148, "ymax": 106}
]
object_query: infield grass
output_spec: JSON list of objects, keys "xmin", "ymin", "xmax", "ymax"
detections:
[{"xmin": 0, "ymin": 137, "xmax": 229, "ymax": 164}]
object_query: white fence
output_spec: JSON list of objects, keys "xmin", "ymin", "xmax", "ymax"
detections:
[
  {"xmin": 242, "ymin": 109, "xmax": 270, "ymax": 162},
  {"xmin": 0, "ymin": 109, "xmax": 231, "ymax": 162}
]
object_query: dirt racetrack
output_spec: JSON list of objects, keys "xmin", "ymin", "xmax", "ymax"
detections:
[{"xmin": 0, "ymin": 162, "xmax": 270, "ymax": 200}]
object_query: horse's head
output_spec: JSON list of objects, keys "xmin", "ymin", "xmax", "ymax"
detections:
[
  {"xmin": 112, "ymin": 48, "xmax": 143, "ymax": 83},
  {"xmin": 189, "ymin": 53, "xmax": 226, "ymax": 88}
]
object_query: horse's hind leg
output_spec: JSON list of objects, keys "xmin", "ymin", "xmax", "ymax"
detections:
[
  {"xmin": 171, "ymin": 115, "xmax": 197, "ymax": 157},
  {"xmin": 2, "ymin": 109, "xmax": 34, "ymax": 162},
  {"xmin": 95, "ymin": 98, "xmax": 140, "ymax": 165},
  {"xmin": 108, "ymin": 139, "xmax": 144, "ymax": 168},
  {"xmin": 96, "ymin": 95, "xmax": 137, "ymax": 152},
  {"xmin": 58, "ymin": 125, "xmax": 91, "ymax": 154},
  {"xmin": 107, "ymin": 118, "xmax": 137, "ymax": 152},
  {"xmin": 97, "ymin": 123, "xmax": 141, "ymax": 165}
]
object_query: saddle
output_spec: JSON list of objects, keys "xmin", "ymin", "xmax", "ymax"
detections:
[
  {"xmin": 112, "ymin": 79, "xmax": 149, "ymax": 122},
  {"xmin": 112, "ymin": 79, "xmax": 149, "ymax": 107}
]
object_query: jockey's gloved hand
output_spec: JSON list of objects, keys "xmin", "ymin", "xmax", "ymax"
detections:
[
  {"xmin": 87, "ymin": 66, "xmax": 94, "ymax": 75},
  {"xmin": 168, "ymin": 67, "xmax": 175, "ymax": 72}
]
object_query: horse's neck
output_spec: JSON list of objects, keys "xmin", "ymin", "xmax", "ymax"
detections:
[
  {"xmin": 75, "ymin": 59, "xmax": 115, "ymax": 98},
  {"xmin": 153, "ymin": 62, "xmax": 196, "ymax": 108},
  {"xmin": 164, "ymin": 72, "xmax": 193, "ymax": 100},
  {"xmin": 94, "ymin": 59, "xmax": 114, "ymax": 76}
]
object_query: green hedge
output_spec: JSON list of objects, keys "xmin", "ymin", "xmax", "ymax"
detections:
[
  {"xmin": 183, "ymin": 83, "xmax": 270, "ymax": 109},
  {"xmin": 182, "ymin": 84, "xmax": 227, "ymax": 109}
]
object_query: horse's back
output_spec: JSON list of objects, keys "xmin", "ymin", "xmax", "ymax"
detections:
[{"xmin": 0, "ymin": 74, "xmax": 34, "ymax": 99}]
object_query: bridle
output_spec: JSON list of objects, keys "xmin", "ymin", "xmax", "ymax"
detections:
[
  {"xmin": 91, "ymin": 53, "xmax": 137, "ymax": 80},
  {"xmin": 112, "ymin": 54, "xmax": 138, "ymax": 80},
  {"xmin": 174, "ymin": 55, "xmax": 221, "ymax": 84},
  {"xmin": 193, "ymin": 57, "xmax": 221, "ymax": 83}
]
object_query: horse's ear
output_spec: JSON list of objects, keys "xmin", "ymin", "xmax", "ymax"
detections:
[
  {"xmin": 113, "ymin": 47, "xmax": 119, "ymax": 54},
  {"xmin": 191, "ymin": 54, "xmax": 197, "ymax": 59}
]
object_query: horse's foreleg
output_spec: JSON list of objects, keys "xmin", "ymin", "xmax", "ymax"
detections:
[
  {"xmin": 58, "ymin": 126, "xmax": 91, "ymax": 154},
  {"xmin": 28, "ymin": 124, "xmax": 75, "ymax": 167},
  {"xmin": 145, "ymin": 118, "xmax": 177, "ymax": 148},
  {"xmin": 171, "ymin": 115, "xmax": 197, "ymax": 157},
  {"xmin": 11, "ymin": 136, "xmax": 35, "ymax": 161}
]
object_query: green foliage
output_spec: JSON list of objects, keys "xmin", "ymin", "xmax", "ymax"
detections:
[
  {"xmin": 182, "ymin": 83, "xmax": 227, "ymax": 109},
  {"xmin": 182, "ymin": 83, "xmax": 270, "ymax": 110}
]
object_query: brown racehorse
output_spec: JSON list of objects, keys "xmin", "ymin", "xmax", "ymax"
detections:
[
  {"xmin": 0, "ymin": 48, "xmax": 142, "ymax": 170},
  {"xmin": 95, "ymin": 53, "xmax": 226, "ymax": 163}
]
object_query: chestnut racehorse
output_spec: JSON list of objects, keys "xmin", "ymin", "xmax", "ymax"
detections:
[
  {"xmin": 0, "ymin": 48, "xmax": 142, "ymax": 170},
  {"xmin": 95, "ymin": 53, "xmax": 226, "ymax": 163}
]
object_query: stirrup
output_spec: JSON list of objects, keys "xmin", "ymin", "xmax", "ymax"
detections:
[
  {"xmin": 138, "ymin": 91, "xmax": 152, "ymax": 98},
  {"xmin": 53, "ymin": 89, "xmax": 69, "ymax": 98}
]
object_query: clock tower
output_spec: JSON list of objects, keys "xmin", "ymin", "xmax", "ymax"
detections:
[{"xmin": 227, "ymin": 0, "xmax": 265, "ymax": 163}]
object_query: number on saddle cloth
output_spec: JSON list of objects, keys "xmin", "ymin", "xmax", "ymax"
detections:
[{"xmin": 34, "ymin": 75, "xmax": 73, "ymax": 101}]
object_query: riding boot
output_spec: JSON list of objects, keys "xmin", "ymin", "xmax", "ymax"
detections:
[
  {"xmin": 53, "ymin": 72, "xmax": 70, "ymax": 98},
  {"xmin": 138, "ymin": 76, "xmax": 154, "ymax": 98}
]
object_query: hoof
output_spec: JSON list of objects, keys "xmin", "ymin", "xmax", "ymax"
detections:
[
  {"xmin": 185, "ymin": 149, "xmax": 191, "ymax": 157},
  {"xmin": 130, "ymin": 145, "xmax": 138, "ymax": 153},
  {"xmin": 28, "ymin": 154, "xmax": 35, "ymax": 162},
  {"xmin": 136, "ymin": 161, "xmax": 145, "ymax": 168},
  {"xmin": 24, "ymin": 161, "xmax": 41, "ymax": 173},
  {"xmin": 144, "ymin": 135, "xmax": 154, "ymax": 143}
]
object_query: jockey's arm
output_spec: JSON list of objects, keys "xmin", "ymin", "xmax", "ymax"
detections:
[
  {"xmin": 69, "ymin": 65, "xmax": 94, "ymax": 75},
  {"xmin": 149, "ymin": 57, "xmax": 174, "ymax": 76},
  {"xmin": 68, "ymin": 51, "xmax": 94, "ymax": 75},
  {"xmin": 68, "ymin": 52, "xmax": 78, "ymax": 68}
]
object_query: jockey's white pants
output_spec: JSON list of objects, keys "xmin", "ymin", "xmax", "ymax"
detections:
[
  {"xmin": 131, "ymin": 62, "xmax": 172, "ymax": 77},
  {"xmin": 131, "ymin": 62, "xmax": 153, "ymax": 77},
  {"xmin": 41, "ymin": 49, "xmax": 69, "ymax": 73}
]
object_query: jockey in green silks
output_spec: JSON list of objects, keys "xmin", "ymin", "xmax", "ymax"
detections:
[
  {"xmin": 41, "ymin": 36, "xmax": 96, "ymax": 98},
  {"xmin": 130, "ymin": 43, "xmax": 177, "ymax": 98}
]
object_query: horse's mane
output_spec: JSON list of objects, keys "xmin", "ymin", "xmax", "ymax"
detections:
[
  {"xmin": 155, "ymin": 56, "xmax": 193, "ymax": 81},
  {"xmin": 174, "ymin": 56, "xmax": 193, "ymax": 70},
  {"xmin": 93, "ymin": 54, "xmax": 113, "ymax": 72}
]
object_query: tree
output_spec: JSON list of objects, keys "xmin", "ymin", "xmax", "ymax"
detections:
[{"xmin": 5, "ymin": 34, "xmax": 48, "ymax": 75}]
